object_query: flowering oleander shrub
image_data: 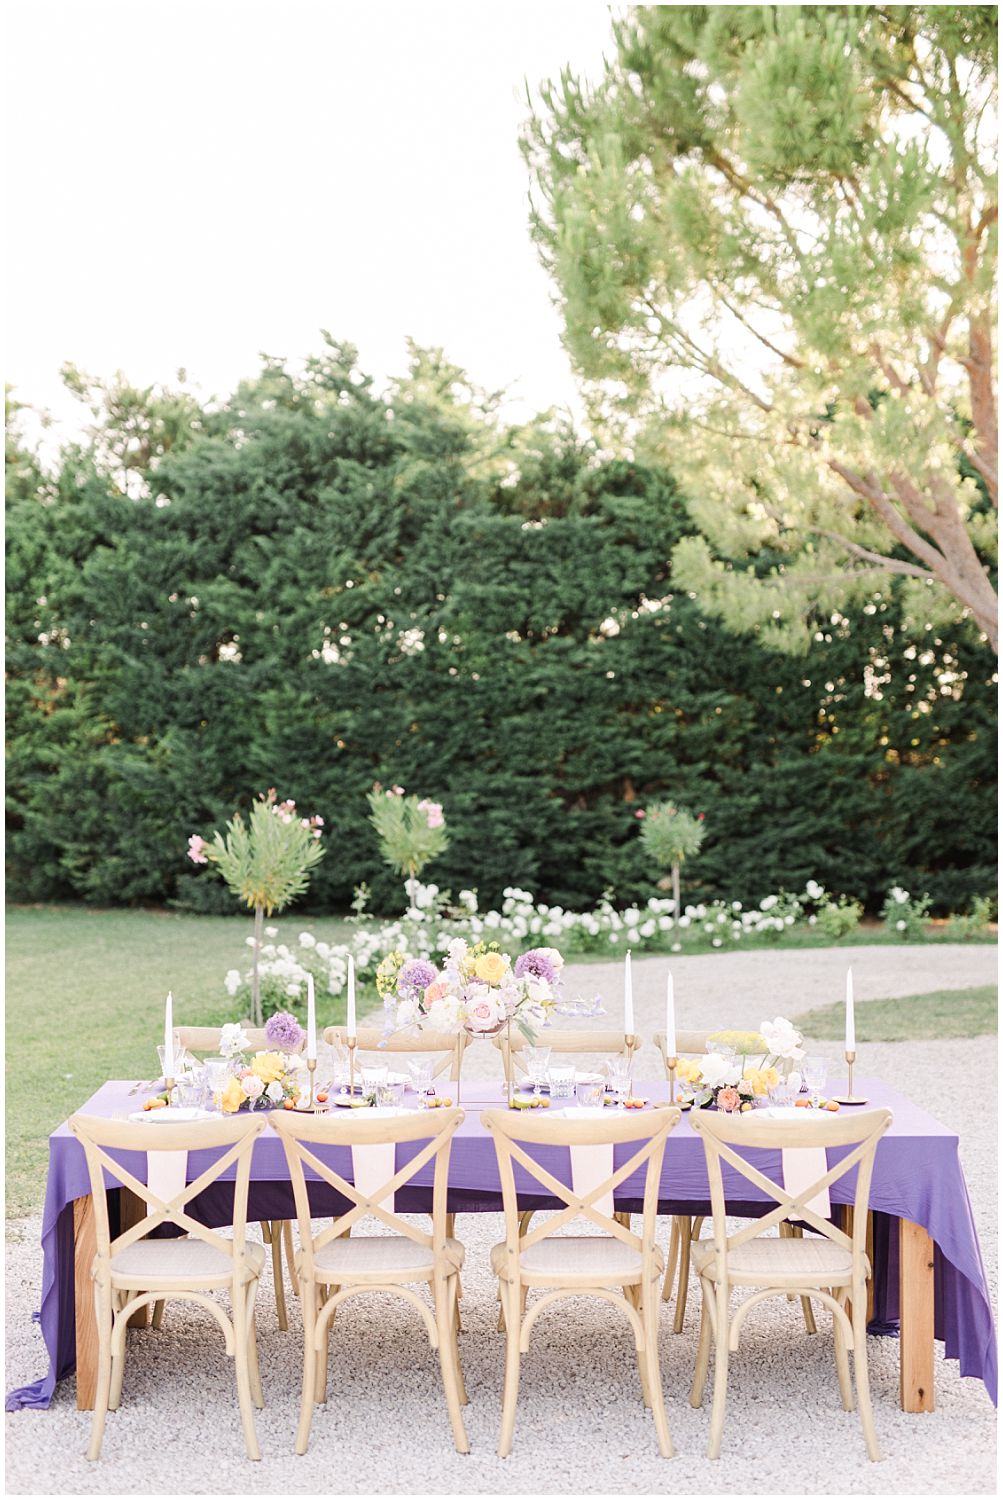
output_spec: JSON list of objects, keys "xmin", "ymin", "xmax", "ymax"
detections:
[
  {"xmin": 367, "ymin": 784, "xmax": 449, "ymax": 907},
  {"xmin": 881, "ymin": 886, "xmax": 931, "ymax": 941}
]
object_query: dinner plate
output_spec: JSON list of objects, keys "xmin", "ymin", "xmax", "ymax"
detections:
[{"xmin": 128, "ymin": 1106, "xmax": 213, "ymax": 1124}]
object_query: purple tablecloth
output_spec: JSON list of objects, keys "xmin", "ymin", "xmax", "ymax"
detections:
[{"xmin": 7, "ymin": 1076, "xmax": 997, "ymax": 1411}]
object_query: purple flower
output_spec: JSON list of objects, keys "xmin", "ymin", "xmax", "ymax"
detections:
[
  {"xmin": 397, "ymin": 958, "xmax": 438, "ymax": 1003},
  {"xmin": 514, "ymin": 949, "xmax": 556, "ymax": 985},
  {"xmin": 265, "ymin": 1011, "xmax": 305, "ymax": 1052}
]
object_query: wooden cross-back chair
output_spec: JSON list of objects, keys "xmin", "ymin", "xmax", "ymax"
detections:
[
  {"xmin": 172, "ymin": 1023, "xmax": 300, "ymax": 1330},
  {"xmin": 493, "ymin": 1027, "xmax": 638, "ymax": 1090},
  {"xmin": 652, "ymin": 1029, "xmax": 819, "ymax": 1338},
  {"xmin": 270, "ymin": 1106, "xmax": 469, "ymax": 1457},
  {"xmin": 689, "ymin": 1106, "xmax": 893, "ymax": 1461},
  {"xmin": 68, "ymin": 1111, "xmax": 268, "ymax": 1461},
  {"xmin": 481, "ymin": 1105, "xmax": 681, "ymax": 1459},
  {"xmin": 323, "ymin": 1026, "xmax": 469, "ymax": 1082}
]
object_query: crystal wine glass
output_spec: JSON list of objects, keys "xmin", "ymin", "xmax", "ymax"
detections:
[
  {"xmin": 803, "ymin": 1056, "xmax": 828, "ymax": 1109},
  {"xmin": 525, "ymin": 1046, "xmax": 551, "ymax": 1097}
]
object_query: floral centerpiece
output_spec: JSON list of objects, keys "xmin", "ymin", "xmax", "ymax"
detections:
[
  {"xmin": 677, "ymin": 1015, "xmax": 806, "ymax": 1112},
  {"xmin": 215, "ymin": 1013, "xmax": 309, "ymax": 1112},
  {"xmin": 377, "ymin": 938, "xmax": 563, "ymax": 1042}
]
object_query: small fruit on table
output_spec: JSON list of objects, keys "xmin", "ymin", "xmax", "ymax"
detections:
[{"xmin": 143, "ymin": 1097, "xmax": 168, "ymax": 1111}]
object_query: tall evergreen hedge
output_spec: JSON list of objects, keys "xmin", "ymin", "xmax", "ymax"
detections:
[{"xmin": 6, "ymin": 346, "xmax": 996, "ymax": 914}]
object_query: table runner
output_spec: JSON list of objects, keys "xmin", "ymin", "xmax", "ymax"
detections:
[{"xmin": 6, "ymin": 1076, "xmax": 997, "ymax": 1411}]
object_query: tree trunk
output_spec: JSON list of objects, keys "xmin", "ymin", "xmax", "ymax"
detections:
[
  {"xmin": 251, "ymin": 903, "xmax": 264, "ymax": 1027},
  {"xmin": 672, "ymin": 863, "xmax": 681, "ymax": 917}
]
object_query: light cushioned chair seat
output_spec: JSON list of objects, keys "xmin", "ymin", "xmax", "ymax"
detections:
[
  {"xmin": 693, "ymin": 1235, "xmax": 864, "ymax": 1284},
  {"xmin": 110, "ymin": 1238, "xmax": 265, "ymax": 1285},
  {"xmin": 313, "ymin": 1234, "xmax": 465, "ymax": 1280},
  {"xmin": 491, "ymin": 1234, "xmax": 659, "ymax": 1282}
]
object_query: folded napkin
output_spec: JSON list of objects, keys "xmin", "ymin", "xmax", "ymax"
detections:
[
  {"xmin": 351, "ymin": 1141, "xmax": 397, "ymax": 1215},
  {"xmin": 755, "ymin": 1107, "xmax": 831, "ymax": 1218},
  {"xmin": 569, "ymin": 1140, "xmax": 615, "ymax": 1221}
]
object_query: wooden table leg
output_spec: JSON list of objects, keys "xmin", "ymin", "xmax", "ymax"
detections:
[
  {"xmin": 119, "ymin": 1188, "xmax": 150, "ymax": 1328},
  {"xmin": 73, "ymin": 1196, "xmax": 98, "ymax": 1411},
  {"xmin": 900, "ymin": 1217, "xmax": 935, "ymax": 1412}
]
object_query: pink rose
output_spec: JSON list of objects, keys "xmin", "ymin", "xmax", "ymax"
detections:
[
  {"xmin": 717, "ymin": 1087, "xmax": 742, "ymax": 1113},
  {"xmin": 187, "ymin": 834, "xmax": 208, "ymax": 864},
  {"xmin": 634, "ymin": 809, "xmax": 646, "ymax": 819},
  {"xmin": 424, "ymin": 979, "xmax": 450, "ymax": 1005},
  {"xmin": 418, "ymin": 798, "xmax": 444, "ymax": 829},
  {"xmin": 466, "ymin": 1000, "xmax": 499, "ymax": 1032}
]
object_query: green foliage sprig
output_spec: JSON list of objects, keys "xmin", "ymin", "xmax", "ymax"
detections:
[{"xmin": 189, "ymin": 789, "xmax": 324, "ymax": 914}]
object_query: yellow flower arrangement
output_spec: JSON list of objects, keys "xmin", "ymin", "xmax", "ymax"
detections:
[
  {"xmin": 474, "ymin": 951, "xmax": 508, "ymax": 985},
  {"xmin": 250, "ymin": 1051, "xmax": 286, "ymax": 1084},
  {"xmin": 707, "ymin": 1029, "xmax": 767, "ymax": 1055},
  {"xmin": 676, "ymin": 1056, "xmax": 704, "ymax": 1085},
  {"xmin": 742, "ymin": 1065, "xmax": 780, "ymax": 1096},
  {"xmin": 220, "ymin": 1076, "xmax": 245, "ymax": 1113}
]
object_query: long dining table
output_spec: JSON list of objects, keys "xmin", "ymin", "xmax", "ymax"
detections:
[{"xmin": 5, "ymin": 1072, "xmax": 997, "ymax": 1416}]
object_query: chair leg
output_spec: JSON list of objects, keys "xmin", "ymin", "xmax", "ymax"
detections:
[
  {"xmin": 641, "ymin": 1278, "xmax": 673, "ymax": 1458},
  {"xmin": 673, "ymin": 1223, "xmax": 692, "ymax": 1332},
  {"xmin": 264, "ymin": 1222, "xmax": 289, "ymax": 1332},
  {"xmin": 627, "ymin": 1285, "xmax": 651, "ymax": 1407},
  {"xmin": 231, "ymin": 1283, "xmax": 261, "ymax": 1461},
  {"xmin": 86, "ymin": 1294, "xmax": 114, "ymax": 1462},
  {"xmin": 707, "ymin": 1282, "xmax": 730, "ymax": 1460},
  {"xmin": 434, "ymin": 1276, "xmax": 470, "ymax": 1454},
  {"xmin": 315, "ymin": 1307, "xmax": 330, "ymax": 1404},
  {"xmin": 448, "ymin": 1278, "xmax": 468, "ymax": 1405},
  {"xmin": 498, "ymin": 1280, "xmax": 522, "ymax": 1458},
  {"xmin": 690, "ymin": 1282, "xmax": 713, "ymax": 1409},
  {"xmin": 788, "ymin": 1226, "xmax": 817, "ymax": 1333},
  {"xmin": 109, "ymin": 1349, "xmax": 126, "ymax": 1412},
  {"xmin": 832, "ymin": 1292, "xmax": 854, "ymax": 1412},
  {"xmin": 282, "ymin": 1220, "xmax": 300, "ymax": 1297},
  {"xmin": 662, "ymin": 1217, "xmax": 681, "ymax": 1302},
  {"xmin": 151, "ymin": 1299, "xmax": 166, "ymax": 1329},
  {"xmin": 295, "ymin": 1284, "xmax": 318, "ymax": 1456},
  {"xmin": 852, "ymin": 1287, "xmax": 881, "ymax": 1460}
]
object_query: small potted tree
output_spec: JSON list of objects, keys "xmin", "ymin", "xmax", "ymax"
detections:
[
  {"xmin": 636, "ymin": 802, "xmax": 706, "ymax": 916},
  {"xmin": 187, "ymin": 789, "xmax": 325, "ymax": 1025},
  {"xmin": 367, "ymin": 784, "xmax": 448, "ymax": 910}
]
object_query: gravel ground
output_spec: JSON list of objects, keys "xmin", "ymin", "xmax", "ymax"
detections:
[{"xmin": 5, "ymin": 945, "xmax": 997, "ymax": 1496}]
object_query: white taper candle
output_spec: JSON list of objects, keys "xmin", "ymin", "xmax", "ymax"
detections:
[
  {"xmin": 306, "ymin": 973, "xmax": 317, "ymax": 1059},
  {"xmin": 164, "ymin": 991, "xmax": 174, "ymax": 1080},
  {"xmin": 347, "ymin": 955, "xmax": 357, "ymax": 1038},
  {"xmin": 846, "ymin": 967, "xmax": 855, "ymax": 1052},
  {"xmin": 624, "ymin": 951, "xmax": 634, "ymax": 1037},
  {"xmin": 665, "ymin": 970, "xmax": 676, "ymax": 1058}
]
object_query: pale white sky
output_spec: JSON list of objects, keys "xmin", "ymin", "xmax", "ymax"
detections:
[{"xmin": 5, "ymin": 1, "xmax": 616, "ymax": 449}]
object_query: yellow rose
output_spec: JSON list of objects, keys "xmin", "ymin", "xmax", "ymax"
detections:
[
  {"xmin": 743, "ymin": 1065, "xmax": 779, "ymax": 1096},
  {"xmin": 251, "ymin": 1051, "xmax": 286, "ymax": 1084},
  {"xmin": 220, "ymin": 1077, "xmax": 245, "ymax": 1114},
  {"xmin": 676, "ymin": 1056, "xmax": 703, "ymax": 1085},
  {"xmin": 474, "ymin": 952, "xmax": 508, "ymax": 986}
]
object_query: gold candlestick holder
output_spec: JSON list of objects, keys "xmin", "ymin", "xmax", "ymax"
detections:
[
  {"xmin": 306, "ymin": 1057, "xmax": 317, "ymax": 1109},
  {"xmin": 666, "ymin": 1056, "xmax": 678, "ymax": 1104},
  {"xmin": 832, "ymin": 1050, "xmax": 868, "ymax": 1105},
  {"xmin": 163, "ymin": 1075, "xmax": 176, "ymax": 1107},
  {"xmin": 347, "ymin": 1036, "xmax": 357, "ymax": 1097}
]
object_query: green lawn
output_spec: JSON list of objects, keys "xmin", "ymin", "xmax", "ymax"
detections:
[
  {"xmin": 795, "ymin": 985, "xmax": 997, "ymax": 1042},
  {"xmin": 5, "ymin": 906, "xmax": 354, "ymax": 1218}
]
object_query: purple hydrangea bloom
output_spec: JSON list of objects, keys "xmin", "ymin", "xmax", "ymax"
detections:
[
  {"xmin": 514, "ymin": 949, "xmax": 556, "ymax": 985},
  {"xmin": 265, "ymin": 1010, "xmax": 305, "ymax": 1052},
  {"xmin": 397, "ymin": 958, "xmax": 438, "ymax": 1002}
]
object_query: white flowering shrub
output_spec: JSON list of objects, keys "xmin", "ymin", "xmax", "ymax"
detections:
[
  {"xmin": 881, "ymin": 887, "xmax": 931, "ymax": 940},
  {"xmin": 223, "ymin": 878, "xmax": 871, "ymax": 1013}
]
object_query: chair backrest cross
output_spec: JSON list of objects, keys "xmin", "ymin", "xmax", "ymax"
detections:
[
  {"xmin": 68, "ymin": 1112, "xmax": 267, "ymax": 1273},
  {"xmin": 270, "ymin": 1107, "xmax": 464, "ymax": 1275},
  {"xmin": 690, "ymin": 1107, "xmax": 893, "ymax": 1264},
  {"xmin": 323, "ymin": 1026, "xmax": 467, "ymax": 1081},
  {"xmin": 482, "ymin": 1107, "xmax": 680, "ymax": 1261}
]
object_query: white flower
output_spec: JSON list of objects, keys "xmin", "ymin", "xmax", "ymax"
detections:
[
  {"xmin": 241, "ymin": 1075, "xmax": 264, "ymax": 1101},
  {"xmin": 805, "ymin": 880, "xmax": 824, "ymax": 901},
  {"xmin": 286, "ymin": 983, "xmax": 301, "ymax": 998},
  {"xmin": 427, "ymin": 994, "xmax": 463, "ymax": 1032},
  {"xmin": 219, "ymin": 1023, "xmax": 248, "ymax": 1058},
  {"xmin": 298, "ymin": 931, "xmax": 316, "ymax": 948},
  {"xmin": 245, "ymin": 935, "xmax": 258, "ymax": 948},
  {"xmin": 395, "ymin": 998, "xmax": 420, "ymax": 1028},
  {"xmin": 787, "ymin": 1070, "xmax": 802, "ymax": 1094},
  {"xmin": 890, "ymin": 887, "xmax": 909, "ymax": 904},
  {"xmin": 760, "ymin": 1016, "xmax": 805, "ymax": 1063},
  {"xmin": 896, "ymin": 919, "xmax": 906, "ymax": 931},
  {"xmin": 671, "ymin": 942, "xmax": 682, "ymax": 952},
  {"xmin": 223, "ymin": 969, "xmax": 241, "ymax": 996},
  {"xmin": 458, "ymin": 889, "xmax": 478, "ymax": 914},
  {"xmin": 760, "ymin": 895, "xmax": 778, "ymax": 911},
  {"xmin": 701, "ymin": 1053, "xmax": 741, "ymax": 1089},
  {"xmin": 447, "ymin": 937, "xmax": 468, "ymax": 965},
  {"xmin": 712, "ymin": 938, "xmax": 722, "ymax": 948},
  {"xmin": 525, "ymin": 975, "xmax": 553, "ymax": 1005},
  {"xmin": 265, "ymin": 926, "xmax": 278, "ymax": 937},
  {"xmin": 265, "ymin": 1081, "xmax": 285, "ymax": 1104}
]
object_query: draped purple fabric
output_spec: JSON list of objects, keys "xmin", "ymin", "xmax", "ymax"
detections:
[{"xmin": 6, "ymin": 1076, "xmax": 996, "ymax": 1411}]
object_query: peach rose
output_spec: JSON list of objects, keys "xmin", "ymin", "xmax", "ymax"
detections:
[
  {"xmin": 424, "ymin": 978, "xmax": 450, "ymax": 1005},
  {"xmin": 717, "ymin": 1087, "xmax": 742, "ymax": 1113}
]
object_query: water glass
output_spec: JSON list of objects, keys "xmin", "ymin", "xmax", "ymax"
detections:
[
  {"xmin": 376, "ymin": 1078, "xmax": 406, "ymax": 1108},
  {"xmin": 362, "ymin": 1064, "xmax": 388, "ymax": 1101},
  {"xmin": 803, "ymin": 1056, "xmax": 828, "ymax": 1108},
  {"xmin": 549, "ymin": 1064, "xmax": 575, "ymax": 1101},
  {"xmin": 177, "ymin": 1071, "xmax": 207, "ymax": 1110},
  {"xmin": 525, "ymin": 1046, "xmax": 551, "ymax": 1097},
  {"xmin": 769, "ymin": 1078, "xmax": 797, "ymax": 1110},
  {"xmin": 605, "ymin": 1054, "xmax": 631, "ymax": 1108},
  {"xmin": 576, "ymin": 1078, "xmax": 605, "ymax": 1109}
]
